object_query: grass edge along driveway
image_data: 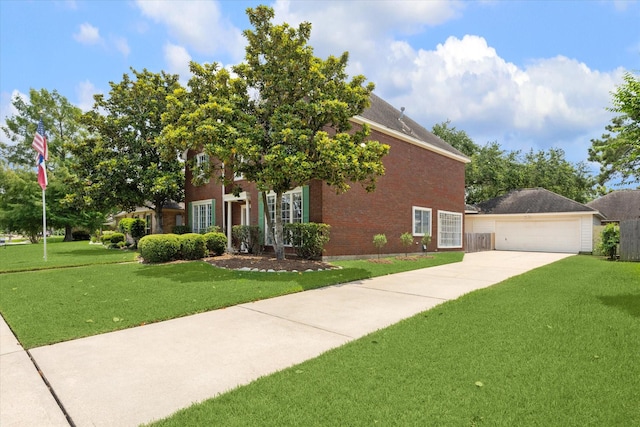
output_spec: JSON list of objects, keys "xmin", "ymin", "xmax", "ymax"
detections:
[
  {"xmin": 148, "ymin": 256, "xmax": 640, "ymax": 427},
  {"xmin": 0, "ymin": 243, "xmax": 462, "ymax": 349}
]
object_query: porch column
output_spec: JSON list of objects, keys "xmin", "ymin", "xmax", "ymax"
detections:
[{"xmin": 226, "ymin": 200, "xmax": 233, "ymax": 251}]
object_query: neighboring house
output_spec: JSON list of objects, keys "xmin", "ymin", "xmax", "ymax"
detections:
[
  {"xmin": 114, "ymin": 201, "xmax": 185, "ymax": 235},
  {"xmin": 586, "ymin": 189, "xmax": 640, "ymax": 224},
  {"xmin": 185, "ymin": 93, "xmax": 470, "ymax": 259},
  {"xmin": 465, "ymin": 188, "xmax": 603, "ymax": 253}
]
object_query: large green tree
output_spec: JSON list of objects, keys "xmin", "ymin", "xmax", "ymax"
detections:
[
  {"xmin": 162, "ymin": 6, "xmax": 389, "ymax": 259},
  {"xmin": 433, "ymin": 121, "xmax": 595, "ymax": 204},
  {"xmin": 589, "ymin": 72, "xmax": 640, "ymax": 186},
  {"xmin": 76, "ymin": 68, "xmax": 185, "ymax": 233},
  {"xmin": 0, "ymin": 88, "xmax": 102, "ymax": 240},
  {"xmin": 0, "ymin": 165, "xmax": 44, "ymax": 242}
]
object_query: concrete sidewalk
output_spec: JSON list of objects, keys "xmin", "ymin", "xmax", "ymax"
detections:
[{"xmin": 1, "ymin": 251, "xmax": 571, "ymax": 427}]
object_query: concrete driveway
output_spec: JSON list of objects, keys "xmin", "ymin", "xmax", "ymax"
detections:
[{"xmin": 0, "ymin": 251, "xmax": 572, "ymax": 427}]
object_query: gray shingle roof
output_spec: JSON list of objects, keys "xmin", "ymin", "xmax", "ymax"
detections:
[
  {"xmin": 586, "ymin": 190, "xmax": 640, "ymax": 222},
  {"xmin": 359, "ymin": 93, "xmax": 467, "ymax": 159},
  {"xmin": 474, "ymin": 188, "xmax": 597, "ymax": 214}
]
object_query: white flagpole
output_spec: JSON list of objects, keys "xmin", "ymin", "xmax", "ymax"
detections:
[{"xmin": 42, "ymin": 188, "xmax": 47, "ymax": 261}]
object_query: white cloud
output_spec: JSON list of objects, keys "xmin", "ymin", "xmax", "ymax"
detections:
[
  {"xmin": 0, "ymin": 90, "xmax": 27, "ymax": 145},
  {"xmin": 135, "ymin": 0, "xmax": 244, "ymax": 60},
  {"xmin": 111, "ymin": 35, "xmax": 131, "ymax": 57},
  {"xmin": 75, "ymin": 81, "xmax": 100, "ymax": 112},
  {"xmin": 164, "ymin": 43, "xmax": 192, "ymax": 83},
  {"xmin": 73, "ymin": 22, "xmax": 103, "ymax": 45}
]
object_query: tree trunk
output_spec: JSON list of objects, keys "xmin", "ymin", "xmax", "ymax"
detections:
[
  {"xmin": 273, "ymin": 191, "xmax": 285, "ymax": 260},
  {"xmin": 154, "ymin": 205, "xmax": 164, "ymax": 234},
  {"xmin": 262, "ymin": 191, "xmax": 286, "ymax": 260},
  {"xmin": 64, "ymin": 224, "xmax": 73, "ymax": 241}
]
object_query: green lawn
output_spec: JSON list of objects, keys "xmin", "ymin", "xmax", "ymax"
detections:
[
  {"xmin": 0, "ymin": 241, "xmax": 462, "ymax": 348},
  {"xmin": 149, "ymin": 256, "xmax": 640, "ymax": 426},
  {"xmin": 0, "ymin": 238, "xmax": 138, "ymax": 273}
]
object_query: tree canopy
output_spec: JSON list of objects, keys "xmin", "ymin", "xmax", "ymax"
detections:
[
  {"xmin": 0, "ymin": 88, "xmax": 106, "ymax": 239},
  {"xmin": 73, "ymin": 68, "xmax": 185, "ymax": 233},
  {"xmin": 589, "ymin": 71, "xmax": 640, "ymax": 186},
  {"xmin": 162, "ymin": 6, "xmax": 389, "ymax": 259},
  {"xmin": 433, "ymin": 121, "xmax": 595, "ymax": 204}
]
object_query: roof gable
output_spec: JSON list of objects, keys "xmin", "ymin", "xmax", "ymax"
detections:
[
  {"xmin": 587, "ymin": 190, "xmax": 640, "ymax": 221},
  {"xmin": 357, "ymin": 93, "xmax": 468, "ymax": 162},
  {"xmin": 475, "ymin": 188, "xmax": 597, "ymax": 215}
]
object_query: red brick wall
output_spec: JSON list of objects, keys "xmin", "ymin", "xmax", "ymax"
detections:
[{"xmin": 315, "ymin": 128, "xmax": 466, "ymax": 257}]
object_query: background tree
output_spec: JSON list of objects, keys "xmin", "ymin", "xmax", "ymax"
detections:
[
  {"xmin": 0, "ymin": 165, "xmax": 43, "ymax": 242},
  {"xmin": 589, "ymin": 72, "xmax": 640, "ymax": 186},
  {"xmin": 162, "ymin": 6, "xmax": 389, "ymax": 260},
  {"xmin": 434, "ymin": 121, "xmax": 595, "ymax": 204},
  {"xmin": 1, "ymin": 88, "xmax": 101, "ymax": 240},
  {"xmin": 76, "ymin": 68, "xmax": 184, "ymax": 233}
]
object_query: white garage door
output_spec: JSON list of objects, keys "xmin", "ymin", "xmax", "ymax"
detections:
[{"xmin": 495, "ymin": 219, "xmax": 580, "ymax": 253}]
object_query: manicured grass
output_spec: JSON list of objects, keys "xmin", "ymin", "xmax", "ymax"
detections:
[
  {"xmin": 0, "ymin": 239, "xmax": 138, "ymax": 273},
  {"xmin": 0, "ymin": 252, "xmax": 462, "ymax": 348},
  {"xmin": 150, "ymin": 256, "xmax": 640, "ymax": 427}
]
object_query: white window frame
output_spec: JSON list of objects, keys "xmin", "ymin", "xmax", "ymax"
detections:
[
  {"xmin": 265, "ymin": 188, "xmax": 303, "ymax": 245},
  {"xmin": 438, "ymin": 210, "xmax": 463, "ymax": 248},
  {"xmin": 412, "ymin": 206, "xmax": 432, "ymax": 237},
  {"xmin": 191, "ymin": 200, "xmax": 212, "ymax": 234},
  {"xmin": 195, "ymin": 152, "xmax": 210, "ymax": 183}
]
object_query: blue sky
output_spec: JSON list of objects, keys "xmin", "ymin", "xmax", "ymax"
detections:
[{"xmin": 1, "ymin": 0, "xmax": 639, "ymax": 186}]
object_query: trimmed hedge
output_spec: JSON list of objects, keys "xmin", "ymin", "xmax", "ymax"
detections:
[
  {"xmin": 138, "ymin": 234, "xmax": 181, "ymax": 263},
  {"xmin": 179, "ymin": 233, "xmax": 206, "ymax": 260},
  {"xmin": 71, "ymin": 230, "xmax": 91, "ymax": 241},
  {"xmin": 172, "ymin": 225, "xmax": 190, "ymax": 235},
  {"xmin": 204, "ymin": 232, "xmax": 227, "ymax": 256},
  {"xmin": 109, "ymin": 232, "xmax": 126, "ymax": 245}
]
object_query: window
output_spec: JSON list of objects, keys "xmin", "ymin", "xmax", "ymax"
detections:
[
  {"xmin": 438, "ymin": 210, "xmax": 463, "ymax": 248},
  {"xmin": 191, "ymin": 201, "xmax": 212, "ymax": 234},
  {"xmin": 145, "ymin": 214, "xmax": 152, "ymax": 235},
  {"xmin": 194, "ymin": 152, "xmax": 210, "ymax": 183},
  {"xmin": 265, "ymin": 188, "xmax": 303, "ymax": 245},
  {"xmin": 412, "ymin": 206, "xmax": 432, "ymax": 236},
  {"xmin": 176, "ymin": 214, "xmax": 183, "ymax": 227}
]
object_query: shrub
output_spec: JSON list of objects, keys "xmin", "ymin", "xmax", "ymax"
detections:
[
  {"xmin": 118, "ymin": 218, "xmax": 135, "ymax": 234},
  {"xmin": 204, "ymin": 225, "xmax": 221, "ymax": 234},
  {"xmin": 598, "ymin": 223, "xmax": 620, "ymax": 260},
  {"xmin": 138, "ymin": 234, "xmax": 181, "ymax": 263},
  {"xmin": 101, "ymin": 231, "xmax": 115, "ymax": 244},
  {"xmin": 129, "ymin": 218, "xmax": 146, "ymax": 245},
  {"xmin": 71, "ymin": 229, "xmax": 91, "ymax": 241},
  {"xmin": 109, "ymin": 232, "xmax": 126, "ymax": 245},
  {"xmin": 179, "ymin": 233, "xmax": 206, "ymax": 260},
  {"xmin": 204, "ymin": 232, "xmax": 227, "ymax": 256},
  {"xmin": 172, "ymin": 225, "xmax": 190, "ymax": 235},
  {"xmin": 400, "ymin": 232, "xmax": 414, "ymax": 256},
  {"xmin": 421, "ymin": 234, "xmax": 432, "ymax": 253},
  {"xmin": 373, "ymin": 234, "xmax": 387, "ymax": 259},
  {"xmin": 284, "ymin": 223, "xmax": 331, "ymax": 260},
  {"xmin": 232, "ymin": 225, "xmax": 264, "ymax": 254}
]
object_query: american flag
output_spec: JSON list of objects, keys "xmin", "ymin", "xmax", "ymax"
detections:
[
  {"xmin": 32, "ymin": 119, "xmax": 48, "ymax": 160},
  {"xmin": 33, "ymin": 119, "xmax": 48, "ymax": 190}
]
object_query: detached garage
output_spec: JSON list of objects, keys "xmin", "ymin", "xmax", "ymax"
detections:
[{"xmin": 466, "ymin": 188, "xmax": 603, "ymax": 253}]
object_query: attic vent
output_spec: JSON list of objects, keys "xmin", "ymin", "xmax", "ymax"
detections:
[{"xmin": 399, "ymin": 106, "xmax": 405, "ymax": 120}]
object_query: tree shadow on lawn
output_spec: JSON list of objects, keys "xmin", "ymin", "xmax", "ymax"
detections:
[
  {"xmin": 598, "ymin": 294, "xmax": 640, "ymax": 317},
  {"xmin": 133, "ymin": 261, "xmax": 371, "ymax": 291}
]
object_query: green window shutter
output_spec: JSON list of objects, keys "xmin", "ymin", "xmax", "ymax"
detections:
[
  {"xmin": 303, "ymin": 185, "xmax": 310, "ymax": 223},
  {"xmin": 211, "ymin": 199, "xmax": 216, "ymax": 228},
  {"xmin": 258, "ymin": 192, "xmax": 264, "ymax": 234},
  {"xmin": 188, "ymin": 202, "xmax": 193, "ymax": 231}
]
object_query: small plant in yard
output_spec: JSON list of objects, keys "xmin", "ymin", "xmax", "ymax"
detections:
[
  {"xmin": 598, "ymin": 223, "xmax": 620, "ymax": 260},
  {"xmin": 421, "ymin": 234, "xmax": 431, "ymax": 254},
  {"xmin": 373, "ymin": 234, "xmax": 387, "ymax": 259},
  {"xmin": 400, "ymin": 232, "xmax": 413, "ymax": 257}
]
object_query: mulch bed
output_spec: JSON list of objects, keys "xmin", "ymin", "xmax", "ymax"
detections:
[{"xmin": 205, "ymin": 253, "xmax": 337, "ymax": 272}]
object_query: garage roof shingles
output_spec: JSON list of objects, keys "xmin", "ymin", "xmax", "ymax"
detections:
[
  {"xmin": 474, "ymin": 188, "xmax": 597, "ymax": 214},
  {"xmin": 586, "ymin": 189, "xmax": 640, "ymax": 222}
]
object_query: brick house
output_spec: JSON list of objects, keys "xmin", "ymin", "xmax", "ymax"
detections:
[
  {"xmin": 184, "ymin": 94, "xmax": 469, "ymax": 259},
  {"xmin": 114, "ymin": 201, "xmax": 185, "ymax": 235}
]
